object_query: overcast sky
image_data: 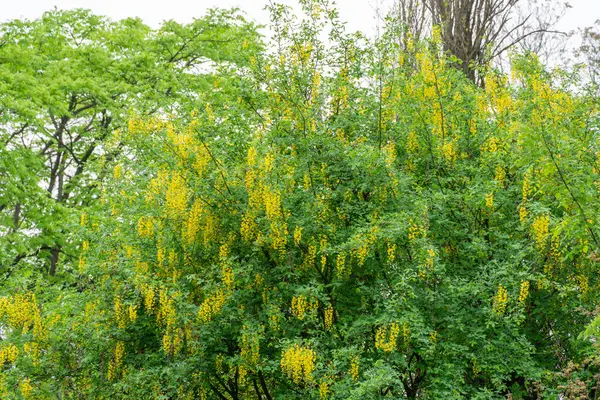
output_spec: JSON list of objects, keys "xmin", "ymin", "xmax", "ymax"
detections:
[{"xmin": 2, "ymin": 0, "xmax": 599, "ymax": 39}]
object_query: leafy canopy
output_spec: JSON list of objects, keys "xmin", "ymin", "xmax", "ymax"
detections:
[{"xmin": 1, "ymin": 1, "xmax": 600, "ymax": 399}]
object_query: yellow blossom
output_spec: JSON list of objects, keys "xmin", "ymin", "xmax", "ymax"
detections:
[
  {"xmin": 375, "ymin": 322, "xmax": 400, "ymax": 352},
  {"xmin": 485, "ymin": 192, "xmax": 494, "ymax": 209},
  {"xmin": 532, "ymin": 214, "xmax": 550, "ymax": 249},
  {"xmin": 518, "ymin": 281, "xmax": 529, "ymax": 304},
  {"xmin": 493, "ymin": 284, "xmax": 508, "ymax": 315},
  {"xmin": 280, "ymin": 344, "xmax": 316, "ymax": 384}
]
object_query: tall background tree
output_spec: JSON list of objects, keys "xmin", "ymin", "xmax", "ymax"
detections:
[{"xmin": 387, "ymin": 0, "xmax": 569, "ymax": 84}]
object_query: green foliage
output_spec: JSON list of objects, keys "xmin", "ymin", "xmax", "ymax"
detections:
[
  {"xmin": 1, "ymin": 1, "xmax": 600, "ymax": 399},
  {"xmin": 0, "ymin": 7, "xmax": 261, "ymax": 282}
]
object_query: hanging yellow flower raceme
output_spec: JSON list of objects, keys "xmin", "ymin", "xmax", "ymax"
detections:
[
  {"xmin": 324, "ymin": 305, "xmax": 334, "ymax": 330},
  {"xmin": 137, "ymin": 216, "xmax": 155, "ymax": 239},
  {"xmin": 280, "ymin": 344, "xmax": 316, "ymax": 384},
  {"xmin": 107, "ymin": 341, "xmax": 125, "ymax": 381},
  {"xmin": 113, "ymin": 164, "xmax": 122, "ymax": 180},
  {"xmin": 335, "ymin": 252, "xmax": 347, "ymax": 277},
  {"xmin": 19, "ymin": 378, "xmax": 33, "ymax": 399},
  {"xmin": 375, "ymin": 322, "xmax": 400, "ymax": 352},
  {"xmin": 494, "ymin": 166, "xmax": 506, "ymax": 187},
  {"xmin": 114, "ymin": 295, "xmax": 127, "ymax": 329},
  {"xmin": 319, "ymin": 380, "xmax": 329, "ymax": 399},
  {"xmin": 184, "ymin": 199, "xmax": 203, "ymax": 245},
  {"xmin": 291, "ymin": 295, "xmax": 309, "ymax": 320},
  {"xmin": 485, "ymin": 192, "xmax": 494, "ymax": 210},
  {"xmin": 197, "ymin": 289, "xmax": 226, "ymax": 323},
  {"xmin": 349, "ymin": 355, "xmax": 360, "ymax": 381},
  {"xmin": 0, "ymin": 293, "xmax": 45, "ymax": 340},
  {"xmin": 493, "ymin": 284, "xmax": 508, "ymax": 315},
  {"xmin": 532, "ymin": 214, "xmax": 549, "ymax": 249},
  {"xmin": 240, "ymin": 329, "xmax": 261, "ymax": 366},
  {"xmin": 518, "ymin": 281, "xmax": 530, "ymax": 305},
  {"xmin": 0, "ymin": 343, "xmax": 19, "ymax": 365},
  {"xmin": 165, "ymin": 172, "xmax": 188, "ymax": 220},
  {"xmin": 293, "ymin": 226, "xmax": 303, "ymax": 246}
]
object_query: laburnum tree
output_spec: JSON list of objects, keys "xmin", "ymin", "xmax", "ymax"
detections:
[
  {"xmin": 0, "ymin": 8, "xmax": 261, "ymax": 284},
  {"xmin": 1, "ymin": 0, "xmax": 600, "ymax": 399}
]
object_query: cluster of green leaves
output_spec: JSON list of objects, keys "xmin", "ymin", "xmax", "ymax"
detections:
[
  {"xmin": 0, "ymin": 7, "xmax": 261, "ymax": 283},
  {"xmin": 1, "ymin": 0, "xmax": 600, "ymax": 399}
]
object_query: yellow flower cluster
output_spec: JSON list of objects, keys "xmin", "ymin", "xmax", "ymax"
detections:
[
  {"xmin": 146, "ymin": 168, "xmax": 169, "ymax": 203},
  {"xmin": 198, "ymin": 289, "xmax": 226, "ymax": 323},
  {"xmin": 402, "ymin": 322, "xmax": 410, "ymax": 345},
  {"xmin": 485, "ymin": 192, "xmax": 494, "ymax": 209},
  {"xmin": 268, "ymin": 308, "xmax": 281, "ymax": 331},
  {"xmin": 128, "ymin": 305, "xmax": 138, "ymax": 322},
  {"xmin": 262, "ymin": 185, "xmax": 289, "ymax": 252},
  {"xmin": 107, "ymin": 341, "xmax": 125, "ymax": 381},
  {"xmin": 387, "ymin": 243, "xmax": 396, "ymax": 264},
  {"xmin": 408, "ymin": 220, "xmax": 426, "ymax": 243},
  {"xmin": 311, "ymin": 71, "xmax": 321, "ymax": 103},
  {"xmin": 0, "ymin": 293, "xmax": 45, "ymax": 339},
  {"xmin": 291, "ymin": 295, "xmax": 310, "ymax": 320},
  {"xmin": 518, "ymin": 281, "xmax": 530, "ymax": 304},
  {"xmin": 193, "ymin": 146, "xmax": 210, "ymax": 177},
  {"xmin": 78, "ymin": 255, "xmax": 86, "ymax": 273},
  {"xmin": 493, "ymin": 284, "xmax": 508, "ymax": 315},
  {"xmin": 349, "ymin": 355, "xmax": 360, "ymax": 381},
  {"xmin": 165, "ymin": 172, "xmax": 188, "ymax": 220},
  {"xmin": 375, "ymin": 322, "xmax": 400, "ymax": 352},
  {"xmin": 114, "ymin": 296, "xmax": 127, "ymax": 329},
  {"xmin": 113, "ymin": 164, "xmax": 122, "ymax": 180},
  {"xmin": 19, "ymin": 378, "xmax": 33, "ymax": 399},
  {"xmin": 519, "ymin": 170, "xmax": 535, "ymax": 221},
  {"xmin": 127, "ymin": 117, "xmax": 143, "ymax": 135},
  {"xmin": 324, "ymin": 305, "xmax": 334, "ymax": 330},
  {"xmin": 352, "ymin": 227, "xmax": 378, "ymax": 266},
  {"xmin": 425, "ymin": 248, "xmax": 435, "ymax": 272},
  {"xmin": 336, "ymin": 252, "xmax": 347, "ymax": 277},
  {"xmin": 482, "ymin": 136, "xmax": 498, "ymax": 153},
  {"xmin": 494, "ymin": 166, "xmax": 506, "ymax": 187},
  {"xmin": 532, "ymin": 214, "xmax": 549, "ymax": 249},
  {"xmin": 240, "ymin": 329, "xmax": 260, "ymax": 366},
  {"xmin": 406, "ymin": 131, "xmax": 419, "ymax": 153},
  {"xmin": 140, "ymin": 283, "xmax": 155, "ymax": 311},
  {"xmin": 222, "ymin": 266, "xmax": 235, "ymax": 289},
  {"xmin": 485, "ymin": 74, "xmax": 512, "ymax": 115},
  {"xmin": 519, "ymin": 205, "xmax": 528, "ymax": 223},
  {"xmin": 293, "ymin": 226, "xmax": 303, "ymax": 246},
  {"xmin": 319, "ymin": 380, "xmax": 329, "ymax": 399},
  {"xmin": 137, "ymin": 216, "xmax": 155, "ymax": 238},
  {"xmin": 158, "ymin": 289, "xmax": 176, "ymax": 329},
  {"xmin": 383, "ymin": 142, "xmax": 396, "ymax": 168},
  {"xmin": 205, "ymin": 103, "xmax": 214, "ymax": 122},
  {"xmin": 576, "ymin": 274, "xmax": 589, "ymax": 294},
  {"xmin": 280, "ymin": 344, "xmax": 316, "ymax": 384},
  {"xmin": 157, "ymin": 246, "xmax": 166, "ymax": 268},
  {"xmin": 156, "ymin": 289, "xmax": 184, "ymax": 355},
  {"xmin": 441, "ymin": 139, "xmax": 458, "ymax": 164},
  {"xmin": 24, "ymin": 342, "xmax": 40, "ymax": 366},
  {"xmin": 0, "ymin": 343, "xmax": 19, "ymax": 364},
  {"xmin": 430, "ymin": 330, "xmax": 438, "ymax": 343},
  {"xmin": 240, "ymin": 212, "xmax": 258, "ymax": 242},
  {"xmin": 162, "ymin": 329, "xmax": 183, "ymax": 356},
  {"xmin": 304, "ymin": 243, "xmax": 317, "ymax": 269}
]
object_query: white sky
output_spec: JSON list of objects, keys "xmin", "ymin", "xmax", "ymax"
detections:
[{"xmin": 1, "ymin": 0, "xmax": 599, "ymax": 39}]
